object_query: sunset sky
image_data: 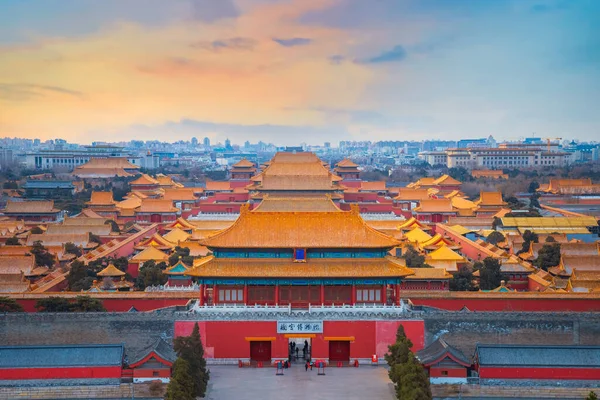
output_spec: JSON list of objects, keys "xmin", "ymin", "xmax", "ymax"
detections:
[{"xmin": 0, "ymin": 0, "xmax": 598, "ymax": 145}]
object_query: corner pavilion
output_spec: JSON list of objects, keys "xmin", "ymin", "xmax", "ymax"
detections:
[{"xmin": 187, "ymin": 199, "xmax": 413, "ymax": 307}]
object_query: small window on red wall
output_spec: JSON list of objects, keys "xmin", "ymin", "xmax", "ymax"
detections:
[
  {"xmin": 441, "ymin": 371, "xmax": 448, "ymax": 376},
  {"xmin": 153, "ymin": 371, "xmax": 160, "ymax": 377},
  {"xmin": 294, "ymin": 248, "xmax": 306, "ymax": 262}
]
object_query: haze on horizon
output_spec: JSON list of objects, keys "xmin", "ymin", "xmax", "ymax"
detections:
[{"xmin": 0, "ymin": 0, "xmax": 599, "ymax": 146}]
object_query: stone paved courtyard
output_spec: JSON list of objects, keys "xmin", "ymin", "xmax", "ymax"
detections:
[{"xmin": 205, "ymin": 364, "xmax": 395, "ymax": 400}]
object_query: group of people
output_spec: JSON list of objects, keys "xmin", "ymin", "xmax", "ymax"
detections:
[{"xmin": 289, "ymin": 340, "xmax": 310, "ymax": 361}]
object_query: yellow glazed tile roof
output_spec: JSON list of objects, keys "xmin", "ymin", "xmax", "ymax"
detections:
[
  {"xmin": 199, "ymin": 205, "xmax": 399, "ymax": 249},
  {"xmin": 97, "ymin": 263, "xmax": 126, "ymax": 277},
  {"xmin": 426, "ymin": 245, "xmax": 465, "ymax": 261},
  {"xmin": 130, "ymin": 246, "xmax": 169, "ymax": 262},
  {"xmin": 163, "ymin": 228, "xmax": 191, "ymax": 244},
  {"xmin": 187, "ymin": 255, "xmax": 412, "ymax": 278},
  {"xmin": 403, "ymin": 228, "xmax": 433, "ymax": 244}
]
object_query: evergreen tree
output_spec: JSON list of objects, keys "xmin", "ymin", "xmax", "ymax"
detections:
[
  {"xmin": 0, "ymin": 297, "xmax": 24, "ymax": 312},
  {"xmin": 535, "ymin": 243, "xmax": 561, "ymax": 271},
  {"xmin": 479, "ymin": 257, "xmax": 502, "ymax": 290},
  {"xmin": 587, "ymin": 391, "xmax": 598, "ymax": 400},
  {"xmin": 404, "ymin": 246, "xmax": 426, "ymax": 268},
  {"xmin": 64, "ymin": 242, "xmax": 83, "ymax": 257},
  {"xmin": 136, "ymin": 261, "xmax": 168, "ymax": 289},
  {"xmin": 30, "ymin": 226, "xmax": 43, "ymax": 234},
  {"xmin": 395, "ymin": 353, "xmax": 432, "ymax": 400},
  {"xmin": 174, "ymin": 322, "xmax": 210, "ymax": 397},
  {"xmin": 71, "ymin": 296, "xmax": 106, "ymax": 312},
  {"xmin": 528, "ymin": 180, "xmax": 540, "ymax": 193},
  {"xmin": 449, "ymin": 265, "xmax": 476, "ymax": 291},
  {"xmin": 30, "ymin": 241, "xmax": 56, "ymax": 267},
  {"xmin": 385, "ymin": 325, "xmax": 413, "ymax": 385},
  {"xmin": 486, "ymin": 231, "xmax": 505, "ymax": 246},
  {"xmin": 5, "ymin": 236, "xmax": 20, "ymax": 245},
  {"xmin": 164, "ymin": 358, "xmax": 195, "ymax": 400},
  {"xmin": 35, "ymin": 297, "xmax": 72, "ymax": 312}
]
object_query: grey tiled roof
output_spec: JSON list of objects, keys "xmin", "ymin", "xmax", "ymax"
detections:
[
  {"xmin": 476, "ymin": 344, "xmax": 600, "ymax": 367},
  {"xmin": 129, "ymin": 337, "xmax": 176, "ymax": 365},
  {"xmin": 416, "ymin": 337, "xmax": 471, "ymax": 367},
  {"xmin": 0, "ymin": 344, "xmax": 123, "ymax": 368}
]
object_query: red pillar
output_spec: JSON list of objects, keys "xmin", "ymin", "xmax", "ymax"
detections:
[
  {"xmin": 275, "ymin": 284, "xmax": 279, "ymax": 306},
  {"xmin": 243, "ymin": 284, "xmax": 248, "ymax": 305},
  {"xmin": 381, "ymin": 285, "xmax": 386, "ymax": 304},
  {"xmin": 351, "ymin": 284, "xmax": 356, "ymax": 305},
  {"xmin": 213, "ymin": 284, "xmax": 218, "ymax": 305},
  {"xmin": 198, "ymin": 283, "xmax": 204, "ymax": 306},
  {"xmin": 395, "ymin": 283, "xmax": 401, "ymax": 306},
  {"xmin": 427, "ymin": 281, "xmax": 431, "ymax": 290},
  {"xmin": 320, "ymin": 285, "xmax": 325, "ymax": 305}
]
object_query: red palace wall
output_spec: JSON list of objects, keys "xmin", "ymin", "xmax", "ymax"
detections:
[
  {"xmin": 174, "ymin": 320, "xmax": 424, "ymax": 361},
  {"xmin": 0, "ymin": 366, "xmax": 122, "ymax": 380},
  {"xmin": 479, "ymin": 367, "xmax": 600, "ymax": 380}
]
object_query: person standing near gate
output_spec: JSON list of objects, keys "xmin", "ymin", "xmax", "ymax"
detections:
[
  {"xmin": 305, "ymin": 360, "xmax": 309, "ymax": 371},
  {"xmin": 295, "ymin": 346, "xmax": 299, "ymax": 359},
  {"xmin": 304, "ymin": 340, "xmax": 309, "ymax": 353}
]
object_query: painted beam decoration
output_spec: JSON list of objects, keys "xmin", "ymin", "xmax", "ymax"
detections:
[{"xmin": 277, "ymin": 321, "xmax": 323, "ymax": 333}]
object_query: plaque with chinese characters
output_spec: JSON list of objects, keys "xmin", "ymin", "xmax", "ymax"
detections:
[{"xmin": 277, "ymin": 321, "xmax": 323, "ymax": 333}]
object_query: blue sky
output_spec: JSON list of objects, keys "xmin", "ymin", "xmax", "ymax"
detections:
[{"xmin": 0, "ymin": 0, "xmax": 598, "ymax": 144}]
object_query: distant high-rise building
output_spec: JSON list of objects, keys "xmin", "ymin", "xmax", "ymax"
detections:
[
  {"xmin": 203, "ymin": 137, "xmax": 211, "ymax": 148},
  {"xmin": 225, "ymin": 138, "xmax": 232, "ymax": 150},
  {"xmin": 324, "ymin": 142, "xmax": 331, "ymax": 148},
  {"xmin": 191, "ymin": 137, "xmax": 198, "ymax": 147}
]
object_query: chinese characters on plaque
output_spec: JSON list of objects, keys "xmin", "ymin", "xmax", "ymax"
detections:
[{"xmin": 277, "ymin": 321, "xmax": 323, "ymax": 334}]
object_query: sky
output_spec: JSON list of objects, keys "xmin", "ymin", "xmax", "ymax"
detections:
[{"xmin": 0, "ymin": 0, "xmax": 599, "ymax": 146}]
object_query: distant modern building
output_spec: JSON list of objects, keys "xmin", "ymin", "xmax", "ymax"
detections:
[{"xmin": 24, "ymin": 145, "xmax": 159, "ymax": 170}]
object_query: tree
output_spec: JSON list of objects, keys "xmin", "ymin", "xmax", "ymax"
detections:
[
  {"xmin": 30, "ymin": 226, "xmax": 43, "ymax": 234},
  {"xmin": 5, "ymin": 236, "xmax": 20, "ymax": 245},
  {"xmin": 587, "ymin": 391, "xmax": 598, "ymax": 400},
  {"xmin": 136, "ymin": 261, "xmax": 168, "ymax": 290},
  {"xmin": 522, "ymin": 230, "xmax": 539, "ymax": 244},
  {"xmin": 404, "ymin": 246, "xmax": 426, "ymax": 268},
  {"xmin": 528, "ymin": 180, "xmax": 540, "ymax": 193},
  {"xmin": 68, "ymin": 260, "xmax": 94, "ymax": 291},
  {"xmin": 35, "ymin": 297, "xmax": 73, "ymax": 312},
  {"xmin": 385, "ymin": 325, "xmax": 431, "ymax": 400},
  {"xmin": 449, "ymin": 265, "xmax": 477, "ymax": 291},
  {"xmin": 0, "ymin": 297, "xmax": 24, "ymax": 312},
  {"xmin": 395, "ymin": 353, "xmax": 432, "ymax": 400},
  {"xmin": 491, "ymin": 217, "xmax": 502, "ymax": 231},
  {"xmin": 104, "ymin": 219, "xmax": 120, "ymax": 233},
  {"xmin": 535, "ymin": 243, "xmax": 561, "ymax": 271},
  {"xmin": 479, "ymin": 257, "xmax": 502, "ymax": 290},
  {"xmin": 505, "ymin": 196, "xmax": 524, "ymax": 210},
  {"xmin": 385, "ymin": 324, "xmax": 413, "ymax": 372},
  {"xmin": 545, "ymin": 235, "xmax": 556, "ymax": 243},
  {"xmin": 71, "ymin": 296, "xmax": 106, "ymax": 312},
  {"xmin": 89, "ymin": 233, "xmax": 102, "ymax": 244},
  {"xmin": 529, "ymin": 192, "xmax": 541, "ymax": 208},
  {"xmin": 30, "ymin": 241, "xmax": 56, "ymax": 267},
  {"xmin": 486, "ymin": 231, "xmax": 505, "ymax": 246},
  {"xmin": 64, "ymin": 242, "xmax": 83, "ymax": 258},
  {"xmin": 174, "ymin": 322, "xmax": 210, "ymax": 397},
  {"xmin": 164, "ymin": 358, "xmax": 195, "ymax": 400}
]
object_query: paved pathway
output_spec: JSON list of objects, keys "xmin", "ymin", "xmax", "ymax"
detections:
[{"xmin": 205, "ymin": 364, "xmax": 395, "ymax": 400}]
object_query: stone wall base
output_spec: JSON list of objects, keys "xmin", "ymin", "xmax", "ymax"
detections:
[
  {"xmin": 432, "ymin": 384, "xmax": 598, "ymax": 399},
  {"xmin": 0, "ymin": 383, "xmax": 159, "ymax": 400}
]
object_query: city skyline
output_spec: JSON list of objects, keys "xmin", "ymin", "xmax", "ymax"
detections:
[{"xmin": 1, "ymin": 0, "xmax": 599, "ymax": 145}]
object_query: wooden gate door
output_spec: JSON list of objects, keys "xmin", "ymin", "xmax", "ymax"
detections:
[
  {"xmin": 328, "ymin": 341, "xmax": 350, "ymax": 362},
  {"xmin": 250, "ymin": 341, "xmax": 272, "ymax": 362}
]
